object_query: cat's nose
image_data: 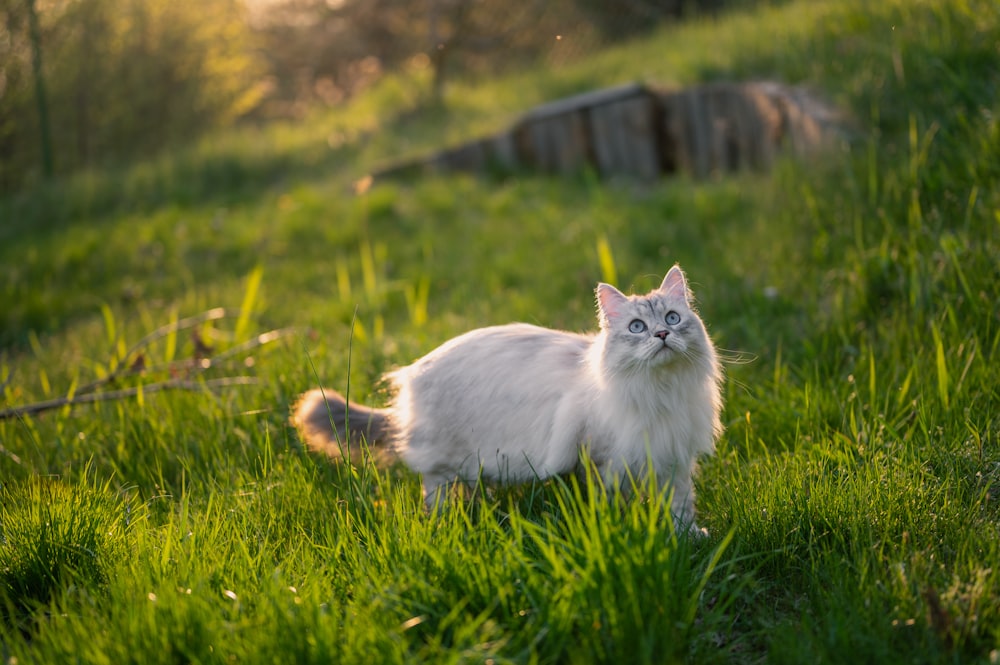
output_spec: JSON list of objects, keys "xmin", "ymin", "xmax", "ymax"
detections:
[{"xmin": 654, "ymin": 330, "xmax": 669, "ymax": 340}]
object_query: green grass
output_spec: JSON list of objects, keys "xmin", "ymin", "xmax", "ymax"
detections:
[{"xmin": 2, "ymin": 0, "xmax": 1000, "ymax": 661}]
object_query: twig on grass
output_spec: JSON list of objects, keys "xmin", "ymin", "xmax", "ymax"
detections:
[
  {"xmin": 0, "ymin": 441, "xmax": 22, "ymax": 464},
  {"xmin": 0, "ymin": 377, "xmax": 258, "ymax": 421},
  {"xmin": 75, "ymin": 307, "xmax": 229, "ymax": 395},
  {"xmin": 120, "ymin": 326, "xmax": 302, "ymax": 378},
  {"xmin": 0, "ymin": 305, "xmax": 303, "ymax": 421},
  {"xmin": 201, "ymin": 327, "xmax": 300, "ymax": 366}
]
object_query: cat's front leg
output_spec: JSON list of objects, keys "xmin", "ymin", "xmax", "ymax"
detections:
[
  {"xmin": 595, "ymin": 459, "xmax": 629, "ymax": 499},
  {"xmin": 421, "ymin": 470, "xmax": 482, "ymax": 512},
  {"xmin": 667, "ymin": 471, "xmax": 708, "ymax": 538},
  {"xmin": 421, "ymin": 473, "xmax": 461, "ymax": 512}
]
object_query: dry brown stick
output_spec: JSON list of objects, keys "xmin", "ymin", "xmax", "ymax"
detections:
[
  {"xmin": 117, "ymin": 326, "xmax": 302, "ymax": 378},
  {"xmin": 0, "ymin": 441, "xmax": 22, "ymax": 465},
  {"xmin": 0, "ymin": 315, "xmax": 293, "ymax": 423},
  {"xmin": 75, "ymin": 307, "xmax": 229, "ymax": 396},
  {"xmin": 0, "ymin": 376, "xmax": 257, "ymax": 421},
  {"xmin": 205, "ymin": 327, "xmax": 301, "ymax": 364},
  {"xmin": 128, "ymin": 307, "xmax": 228, "ymax": 358}
]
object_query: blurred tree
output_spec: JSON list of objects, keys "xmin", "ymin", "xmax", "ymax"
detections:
[
  {"xmin": 1, "ymin": 0, "xmax": 266, "ymax": 191},
  {"xmin": 1, "ymin": 0, "xmax": 37, "ymax": 188},
  {"xmin": 424, "ymin": 0, "xmax": 546, "ymax": 103},
  {"xmin": 0, "ymin": 0, "xmax": 734, "ymax": 193},
  {"xmin": 250, "ymin": 0, "xmax": 728, "ymax": 113},
  {"xmin": 574, "ymin": 0, "xmax": 707, "ymax": 40},
  {"xmin": 25, "ymin": 0, "xmax": 52, "ymax": 177},
  {"xmin": 251, "ymin": 0, "xmax": 418, "ymax": 114},
  {"xmin": 253, "ymin": 0, "xmax": 572, "ymax": 111}
]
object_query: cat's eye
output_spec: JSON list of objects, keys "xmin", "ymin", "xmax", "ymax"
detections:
[
  {"xmin": 665, "ymin": 311, "xmax": 681, "ymax": 325},
  {"xmin": 628, "ymin": 319, "xmax": 647, "ymax": 334}
]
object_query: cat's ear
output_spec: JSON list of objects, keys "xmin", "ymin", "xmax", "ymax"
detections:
[
  {"xmin": 659, "ymin": 265, "xmax": 691, "ymax": 304},
  {"xmin": 596, "ymin": 283, "xmax": 629, "ymax": 328}
]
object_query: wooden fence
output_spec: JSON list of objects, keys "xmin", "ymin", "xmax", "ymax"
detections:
[{"xmin": 368, "ymin": 81, "xmax": 845, "ymax": 185}]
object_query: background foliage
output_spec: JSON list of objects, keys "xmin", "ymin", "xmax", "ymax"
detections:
[
  {"xmin": 1, "ymin": 0, "xmax": 722, "ymax": 190},
  {"xmin": 1, "ymin": 0, "xmax": 999, "ymax": 662}
]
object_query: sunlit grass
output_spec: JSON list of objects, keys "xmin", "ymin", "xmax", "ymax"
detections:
[{"xmin": 1, "ymin": 0, "xmax": 999, "ymax": 661}]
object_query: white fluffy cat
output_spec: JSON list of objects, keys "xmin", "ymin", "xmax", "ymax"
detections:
[{"xmin": 293, "ymin": 265, "xmax": 723, "ymax": 532}]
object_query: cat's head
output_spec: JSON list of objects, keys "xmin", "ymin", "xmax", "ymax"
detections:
[{"xmin": 595, "ymin": 265, "xmax": 714, "ymax": 371}]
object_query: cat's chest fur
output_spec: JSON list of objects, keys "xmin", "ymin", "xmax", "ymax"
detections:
[{"xmin": 587, "ymin": 358, "xmax": 716, "ymax": 478}]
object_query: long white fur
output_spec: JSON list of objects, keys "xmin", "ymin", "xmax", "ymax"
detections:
[{"xmin": 369, "ymin": 264, "xmax": 723, "ymax": 531}]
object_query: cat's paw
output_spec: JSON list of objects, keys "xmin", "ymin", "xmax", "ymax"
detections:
[
  {"xmin": 692, "ymin": 525, "xmax": 710, "ymax": 539},
  {"xmin": 672, "ymin": 515, "xmax": 709, "ymax": 538},
  {"xmin": 683, "ymin": 522, "xmax": 709, "ymax": 539}
]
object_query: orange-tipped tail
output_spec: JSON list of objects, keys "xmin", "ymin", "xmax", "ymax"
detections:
[{"xmin": 291, "ymin": 388, "xmax": 391, "ymax": 460}]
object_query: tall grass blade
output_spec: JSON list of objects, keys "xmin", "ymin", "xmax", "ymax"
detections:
[
  {"xmin": 930, "ymin": 322, "xmax": 950, "ymax": 410},
  {"xmin": 360, "ymin": 237, "xmax": 377, "ymax": 301},
  {"xmin": 100, "ymin": 303, "xmax": 117, "ymax": 348},
  {"xmin": 163, "ymin": 307, "xmax": 179, "ymax": 364},
  {"xmin": 404, "ymin": 276, "xmax": 431, "ymax": 327},
  {"xmin": 234, "ymin": 266, "xmax": 264, "ymax": 343},
  {"xmin": 336, "ymin": 256, "xmax": 353, "ymax": 303},
  {"xmin": 596, "ymin": 234, "xmax": 617, "ymax": 285}
]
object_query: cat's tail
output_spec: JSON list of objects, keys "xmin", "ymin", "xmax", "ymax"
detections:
[{"xmin": 291, "ymin": 388, "xmax": 392, "ymax": 459}]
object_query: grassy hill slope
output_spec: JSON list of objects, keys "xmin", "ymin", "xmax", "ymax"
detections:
[{"xmin": 2, "ymin": 0, "xmax": 999, "ymax": 661}]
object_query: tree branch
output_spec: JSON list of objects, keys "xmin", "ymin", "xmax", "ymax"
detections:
[
  {"xmin": 0, "ymin": 377, "xmax": 257, "ymax": 421},
  {"xmin": 0, "ymin": 308, "xmax": 302, "ymax": 422},
  {"xmin": 75, "ymin": 307, "xmax": 229, "ymax": 396}
]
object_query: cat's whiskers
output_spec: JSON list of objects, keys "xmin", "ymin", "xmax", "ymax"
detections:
[{"xmin": 715, "ymin": 347, "xmax": 756, "ymax": 366}]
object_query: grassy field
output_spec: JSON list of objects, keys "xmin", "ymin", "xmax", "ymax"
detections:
[{"xmin": 2, "ymin": 0, "xmax": 999, "ymax": 662}]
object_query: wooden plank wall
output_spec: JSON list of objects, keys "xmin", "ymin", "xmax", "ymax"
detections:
[{"xmin": 369, "ymin": 81, "xmax": 843, "ymax": 185}]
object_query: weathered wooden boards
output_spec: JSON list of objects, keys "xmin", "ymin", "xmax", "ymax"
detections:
[
  {"xmin": 369, "ymin": 81, "xmax": 844, "ymax": 184},
  {"xmin": 663, "ymin": 81, "xmax": 843, "ymax": 177}
]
